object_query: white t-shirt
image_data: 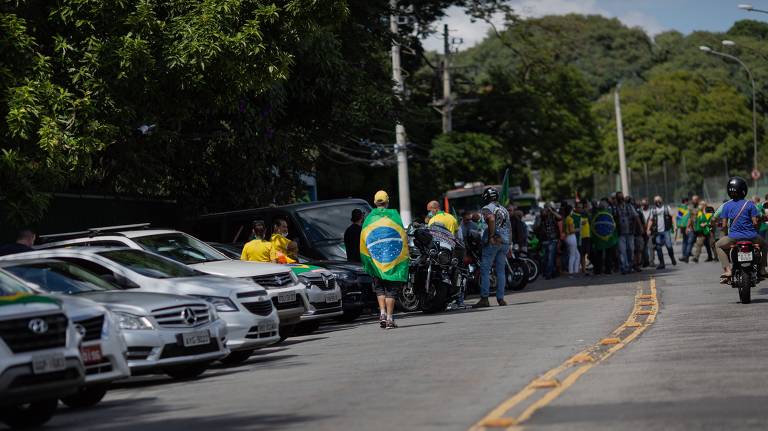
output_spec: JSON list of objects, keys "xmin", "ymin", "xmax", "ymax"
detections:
[{"xmin": 650, "ymin": 205, "xmax": 673, "ymax": 233}]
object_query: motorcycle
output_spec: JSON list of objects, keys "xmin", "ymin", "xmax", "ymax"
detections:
[
  {"xmin": 465, "ymin": 231, "xmax": 529, "ymax": 293},
  {"xmin": 398, "ymin": 224, "xmax": 467, "ymax": 313},
  {"xmin": 728, "ymin": 241, "xmax": 761, "ymax": 304}
]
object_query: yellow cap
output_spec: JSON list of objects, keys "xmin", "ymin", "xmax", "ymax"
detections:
[{"xmin": 374, "ymin": 190, "xmax": 389, "ymax": 204}]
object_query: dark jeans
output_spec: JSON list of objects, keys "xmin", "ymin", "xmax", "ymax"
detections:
[
  {"xmin": 542, "ymin": 239, "xmax": 558, "ymax": 278},
  {"xmin": 682, "ymin": 230, "xmax": 695, "ymax": 258},
  {"xmin": 593, "ymin": 246, "xmax": 616, "ymax": 274}
]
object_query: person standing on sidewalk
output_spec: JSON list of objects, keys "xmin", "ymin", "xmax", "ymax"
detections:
[
  {"xmin": 647, "ymin": 196, "xmax": 677, "ymax": 270},
  {"xmin": 0, "ymin": 228, "xmax": 36, "ymax": 257},
  {"xmin": 639, "ymin": 198, "xmax": 654, "ymax": 267},
  {"xmin": 616, "ymin": 192, "xmax": 641, "ymax": 275},
  {"xmin": 692, "ymin": 200, "xmax": 713, "ymax": 263},
  {"xmin": 474, "ymin": 187, "xmax": 511, "ymax": 308},
  {"xmin": 535, "ymin": 203, "xmax": 562, "ymax": 279},
  {"xmin": 344, "ymin": 209, "xmax": 364, "ymax": 262},
  {"xmin": 360, "ymin": 191, "xmax": 409, "ymax": 329}
]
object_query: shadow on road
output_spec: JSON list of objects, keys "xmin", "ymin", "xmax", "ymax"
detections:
[{"xmin": 110, "ymin": 369, "xmax": 248, "ymax": 390}]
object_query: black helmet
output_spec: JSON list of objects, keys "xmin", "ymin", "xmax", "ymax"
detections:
[
  {"xmin": 482, "ymin": 187, "xmax": 499, "ymax": 203},
  {"xmin": 727, "ymin": 176, "xmax": 748, "ymax": 200}
]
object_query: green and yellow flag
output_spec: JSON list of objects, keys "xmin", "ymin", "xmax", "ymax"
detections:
[
  {"xmin": 359, "ymin": 208, "xmax": 409, "ymax": 282},
  {"xmin": 0, "ymin": 293, "xmax": 59, "ymax": 307},
  {"xmin": 591, "ymin": 209, "xmax": 618, "ymax": 251}
]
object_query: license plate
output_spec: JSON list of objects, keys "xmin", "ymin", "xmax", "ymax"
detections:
[
  {"xmin": 181, "ymin": 330, "xmax": 210, "ymax": 347},
  {"xmin": 278, "ymin": 292, "xmax": 296, "ymax": 303},
  {"xmin": 32, "ymin": 353, "xmax": 66, "ymax": 374},
  {"xmin": 80, "ymin": 345, "xmax": 103, "ymax": 365},
  {"xmin": 259, "ymin": 320, "xmax": 277, "ymax": 333},
  {"xmin": 325, "ymin": 293, "xmax": 339, "ymax": 303},
  {"xmin": 738, "ymin": 252, "xmax": 752, "ymax": 262}
]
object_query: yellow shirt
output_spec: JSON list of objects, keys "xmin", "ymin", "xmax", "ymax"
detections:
[
  {"xmin": 241, "ymin": 239, "xmax": 271, "ymax": 262},
  {"xmin": 564, "ymin": 215, "xmax": 576, "ymax": 235},
  {"xmin": 581, "ymin": 217, "xmax": 591, "ymax": 239},
  {"xmin": 269, "ymin": 234, "xmax": 297, "ymax": 264},
  {"xmin": 428, "ymin": 211, "xmax": 459, "ymax": 235}
]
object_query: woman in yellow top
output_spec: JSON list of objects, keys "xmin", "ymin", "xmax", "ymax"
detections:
[
  {"xmin": 269, "ymin": 218, "xmax": 297, "ymax": 264},
  {"xmin": 564, "ymin": 205, "xmax": 581, "ymax": 274},
  {"xmin": 241, "ymin": 222, "xmax": 272, "ymax": 262}
]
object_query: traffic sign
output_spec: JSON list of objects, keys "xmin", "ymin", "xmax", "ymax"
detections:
[{"xmin": 753, "ymin": 169, "xmax": 762, "ymax": 181}]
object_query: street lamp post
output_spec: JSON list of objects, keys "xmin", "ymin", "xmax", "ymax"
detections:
[
  {"xmin": 739, "ymin": 3, "xmax": 768, "ymax": 14},
  {"xmin": 700, "ymin": 45, "xmax": 759, "ymax": 189}
]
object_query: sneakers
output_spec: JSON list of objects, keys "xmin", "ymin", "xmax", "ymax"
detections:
[
  {"xmin": 385, "ymin": 319, "xmax": 397, "ymax": 329},
  {"xmin": 472, "ymin": 297, "xmax": 491, "ymax": 308},
  {"xmin": 671, "ymin": 255, "xmax": 677, "ymax": 266},
  {"xmin": 656, "ymin": 264, "xmax": 666, "ymax": 270},
  {"xmin": 379, "ymin": 313, "xmax": 387, "ymax": 329},
  {"xmin": 497, "ymin": 298, "xmax": 508, "ymax": 306}
]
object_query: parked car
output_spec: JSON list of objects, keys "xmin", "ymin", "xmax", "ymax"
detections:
[
  {"xmin": 209, "ymin": 242, "xmax": 376, "ymax": 322},
  {"xmin": 288, "ymin": 264, "xmax": 343, "ymax": 334},
  {"xmin": 300, "ymin": 259, "xmax": 378, "ymax": 322},
  {"xmin": 0, "ymin": 248, "xmax": 279, "ymax": 365},
  {"xmin": 0, "ymin": 269, "xmax": 84, "ymax": 429},
  {"xmin": 189, "ymin": 198, "xmax": 372, "ymax": 261},
  {"xmin": 1, "ymin": 260, "xmax": 130, "ymax": 406},
  {"xmin": 38, "ymin": 226, "xmax": 305, "ymax": 340},
  {"xmin": 0, "ymin": 258, "xmax": 233, "ymax": 380}
]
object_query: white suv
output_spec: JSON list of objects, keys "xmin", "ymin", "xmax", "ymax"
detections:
[
  {"xmin": 1, "ymin": 248, "xmax": 280, "ymax": 365},
  {"xmin": 0, "ymin": 269, "xmax": 84, "ymax": 429},
  {"xmin": 39, "ymin": 227, "xmax": 307, "ymax": 338}
]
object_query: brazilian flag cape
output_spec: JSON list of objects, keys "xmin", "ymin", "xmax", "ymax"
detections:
[
  {"xmin": 591, "ymin": 209, "xmax": 618, "ymax": 251},
  {"xmin": 676, "ymin": 205, "xmax": 689, "ymax": 228},
  {"xmin": 359, "ymin": 208, "xmax": 409, "ymax": 282}
]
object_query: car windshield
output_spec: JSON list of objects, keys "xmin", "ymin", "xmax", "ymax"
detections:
[
  {"xmin": 4, "ymin": 261, "xmax": 117, "ymax": 295},
  {"xmin": 0, "ymin": 270, "xmax": 35, "ymax": 295},
  {"xmin": 295, "ymin": 204, "xmax": 370, "ymax": 244},
  {"xmin": 98, "ymin": 249, "xmax": 203, "ymax": 279},
  {"xmin": 133, "ymin": 233, "xmax": 229, "ymax": 264}
]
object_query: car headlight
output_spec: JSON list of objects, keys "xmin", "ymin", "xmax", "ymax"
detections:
[
  {"xmin": 114, "ymin": 312, "xmax": 154, "ymax": 330},
  {"xmin": 333, "ymin": 271, "xmax": 355, "ymax": 281},
  {"xmin": 193, "ymin": 295, "xmax": 239, "ymax": 312}
]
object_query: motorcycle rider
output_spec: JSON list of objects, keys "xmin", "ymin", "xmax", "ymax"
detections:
[
  {"xmin": 714, "ymin": 177, "xmax": 768, "ymax": 282},
  {"xmin": 473, "ymin": 187, "xmax": 511, "ymax": 308}
]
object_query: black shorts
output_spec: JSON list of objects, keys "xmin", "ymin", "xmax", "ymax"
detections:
[
  {"xmin": 579, "ymin": 238, "xmax": 591, "ymax": 256},
  {"xmin": 373, "ymin": 278, "xmax": 403, "ymax": 299}
]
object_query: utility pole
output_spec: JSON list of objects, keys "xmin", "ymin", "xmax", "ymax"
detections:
[
  {"xmin": 614, "ymin": 83, "xmax": 629, "ymax": 196},
  {"xmin": 442, "ymin": 24, "xmax": 452, "ymax": 133},
  {"xmin": 390, "ymin": 0, "xmax": 412, "ymax": 225}
]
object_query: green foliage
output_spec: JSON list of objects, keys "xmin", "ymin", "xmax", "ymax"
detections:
[{"xmin": 430, "ymin": 132, "xmax": 506, "ymax": 190}]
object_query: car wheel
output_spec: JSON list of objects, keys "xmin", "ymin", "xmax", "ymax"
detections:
[
  {"xmin": 334, "ymin": 309, "xmax": 362, "ymax": 323},
  {"xmin": 164, "ymin": 362, "xmax": 210, "ymax": 380},
  {"xmin": 1, "ymin": 398, "xmax": 58, "ymax": 429},
  {"xmin": 60, "ymin": 386, "xmax": 108, "ymax": 408},
  {"xmin": 220, "ymin": 350, "xmax": 254, "ymax": 365},
  {"xmin": 295, "ymin": 321, "xmax": 321, "ymax": 336}
]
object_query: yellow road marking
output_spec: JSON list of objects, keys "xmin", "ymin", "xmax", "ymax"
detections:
[{"xmin": 468, "ymin": 278, "xmax": 659, "ymax": 431}]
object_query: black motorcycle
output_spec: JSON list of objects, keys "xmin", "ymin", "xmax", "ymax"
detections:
[
  {"xmin": 465, "ymin": 231, "xmax": 529, "ymax": 293},
  {"xmin": 729, "ymin": 241, "xmax": 761, "ymax": 304},
  {"xmin": 398, "ymin": 224, "xmax": 467, "ymax": 313}
]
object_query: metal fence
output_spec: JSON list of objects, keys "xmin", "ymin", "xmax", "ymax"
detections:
[{"xmin": 592, "ymin": 162, "xmax": 757, "ymax": 205}]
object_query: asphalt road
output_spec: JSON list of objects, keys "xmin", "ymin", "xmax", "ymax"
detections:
[{"xmin": 8, "ymin": 251, "xmax": 766, "ymax": 431}]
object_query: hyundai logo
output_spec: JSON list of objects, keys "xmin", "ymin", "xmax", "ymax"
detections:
[
  {"xmin": 181, "ymin": 308, "xmax": 198, "ymax": 326},
  {"xmin": 28, "ymin": 318, "xmax": 48, "ymax": 334},
  {"xmin": 74, "ymin": 324, "xmax": 87, "ymax": 338}
]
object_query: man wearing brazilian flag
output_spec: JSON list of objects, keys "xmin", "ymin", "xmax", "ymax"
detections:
[
  {"xmin": 591, "ymin": 200, "xmax": 618, "ymax": 274},
  {"xmin": 360, "ymin": 190, "xmax": 409, "ymax": 329}
]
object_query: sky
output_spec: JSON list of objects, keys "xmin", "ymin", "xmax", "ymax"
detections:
[{"xmin": 421, "ymin": 0, "xmax": 764, "ymax": 52}]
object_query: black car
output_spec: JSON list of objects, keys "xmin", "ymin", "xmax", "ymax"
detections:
[{"xmin": 189, "ymin": 198, "xmax": 372, "ymax": 261}]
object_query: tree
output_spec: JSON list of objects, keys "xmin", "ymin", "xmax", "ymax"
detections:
[{"xmin": 430, "ymin": 132, "xmax": 506, "ymax": 191}]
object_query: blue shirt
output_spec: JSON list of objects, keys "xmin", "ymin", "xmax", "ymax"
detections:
[{"xmin": 721, "ymin": 199, "xmax": 758, "ymax": 240}]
